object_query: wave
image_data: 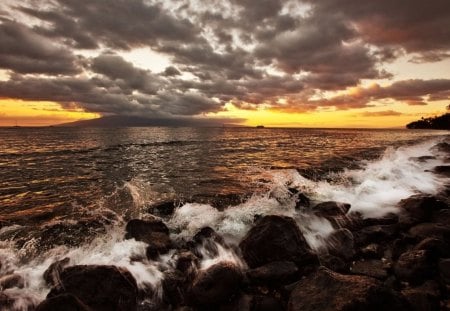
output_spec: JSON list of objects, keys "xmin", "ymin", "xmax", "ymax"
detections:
[{"xmin": 0, "ymin": 135, "xmax": 448, "ymax": 310}]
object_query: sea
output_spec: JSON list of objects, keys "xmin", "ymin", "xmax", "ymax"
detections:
[{"xmin": 0, "ymin": 127, "xmax": 449, "ymax": 309}]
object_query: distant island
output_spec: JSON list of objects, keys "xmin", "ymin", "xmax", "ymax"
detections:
[{"xmin": 406, "ymin": 113, "xmax": 450, "ymax": 130}]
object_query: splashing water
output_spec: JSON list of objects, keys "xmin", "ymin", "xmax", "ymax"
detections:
[{"xmin": 0, "ymin": 136, "xmax": 448, "ymax": 310}]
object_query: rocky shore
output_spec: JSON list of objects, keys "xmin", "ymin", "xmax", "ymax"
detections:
[{"xmin": 1, "ymin": 144, "xmax": 449, "ymax": 311}]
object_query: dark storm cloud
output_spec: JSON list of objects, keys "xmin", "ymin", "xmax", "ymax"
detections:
[
  {"xmin": 0, "ymin": 20, "xmax": 80, "ymax": 74},
  {"xmin": 91, "ymin": 54, "xmax": 163, "ymax": 95},
  {"xmin": 1, "ymin": 0, "xmax": 449, "ymax": 119},
  {"xmin": 304, "ymin": 0, "xmax": 450, "ymax": 60},
  {"xmin": 19, "ymin": 0, "xmax": 201, "ymax": 50}
]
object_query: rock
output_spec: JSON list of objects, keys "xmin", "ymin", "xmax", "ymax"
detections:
[
  {"xmin": 0, "ymin": 273, "xmax": 24, "ymax": 289},
  {"xmin": 318, "ymin": 255, "xmax": 349, "ymax": 273},
  {"xmin": 162, "ymin": 270, "xmax": 191, "ymax": 307},
  {"xmin": 409, "ymin": 156, "xmax": 437, "ymax": 162},
  {"xmin": 188, "ymin": 262, "xmax": 242, "ymax": 307},
  {"xmin": 350, "ymin": 260, "xmax": 389, "ymax": 280},
  {"xmin": 47, "ymin": 265, "xmax": 138, "ymax": 311},
  {"xmin": 148, "ymin": 200, "xmax": 177, "ymax": 216},
  {"xmin": 125, "ymin": 218, "xmax": 170, "ymax": 241},
  {"xmin": 434, "ymin": 165, "xmax": 450, "ymax": 177},
  {"xmin": 327, "ymin": 228, "xmax": 355, "ymax": 260},
  {"xmin": 359, "ymin": 243, "xmax": 384, "ymax": 259},
  {"xmin": 190, "ymin": 227, "xmax": 228, "ymax": 258},
  {"xmin": 439, "ymin": 258, "xmax": 450, "ymax": 284},
  {"xmin": 239, "ymin": 215, "xmax": 314, "ymax": 268},
  {"xmin": 394, "ymin": 250, "xmax": 436, "ymax": 285},
  {"xmin": 287, "ymin": 267, "xmax": 409, "ymax": 311},
  {"xmin": 409, "ymin": 223, "xmax": 450, "ymax": 242},
  {"xmin": 432, "ymin": 209, "xmax": 450, "ymax": 225},
  {"xmin": 0, "ymin": 293, "xmax": 14, "ymax": 310},
  {"xmin": 391, "ymin": 236, "xmax": 416, "ymax": 260},
  {"xmin": 175, "ymin": 251, "xmax": 199, "ymax": 273},
  {"xmin": 43, "ymin": 257, "xmax": 70, "ymax": 288},
  {"xmin": 401, "ymin": 281, "xmax": 441, "ymax": 311},
  {"xmin": 125, "ymin": 218, "xmax": 173, "ymax": 259},
  {"xmin": 246, "ymin": 261, "xmax": 299, "ymax": 285},
  {"xmin": 354, "ymin": 225, "xmax": 398, "ymax": 246},
  {"xmin": 36, "ymin": 293, "xmax": 92, "ymax": 311},
  {"xmin": 414, "ymin": 237, "xmax": 450, "ymax": 258},
  {"xmin": 288, "ymin": 188, "xmax": 310, "ymax": 209},
  {"xmin": 251, "ymin": 295, "xmax": 284, "ymax": 311},
  {"xmin": 310, "ymin": 201, "xmax": 351, "ymax": 218},
  {"xmin": 362, "ymin": 213, "xmax": 399, "ymax": 226},
  {"xmin": 398, "ymin": 195, "xmax": 447, "ymax": 227}
]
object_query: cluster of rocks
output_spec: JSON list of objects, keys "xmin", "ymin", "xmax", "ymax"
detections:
[{"xmin": 9, "ymin": 186, "xmax": 442, "ymax": 311}]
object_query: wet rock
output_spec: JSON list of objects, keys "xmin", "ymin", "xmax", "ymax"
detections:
[
  {"xmin": 434, "ymin": 165, "xmax": 450, "ymax": 177},
  {"xmin": 48, "ymin": 265, "xmax": 138, "ymax": 311},
  {"xmin": 439, "ymin": 258, "xmax": 450, "ymax": 284},
  {"xmin": 239, "ymin": 215, "xmax": 315, "ymax": 268},
  {"xmin": 398, "ymin": 195, "xmax": 447, "ymax": 227},
  {"xmin": 125, "ymin": 218, "xmax": 170, "ymax": 241},
  {"xmin": 36, "ymin": 293, "xmax": 92, "ymax": 311},
  {"xmin": 394, "ymin": 250, "xmax": 436, "ymax": 285},
  {"xmin": 0, "ymin": 273, "xmax": 24, "ymax": 290},
  {"xmin": 391, "ymin": 236, "xmax": 416, "ymax": 260},
  {"xmin": 288, "ymin": 267, "xmax": 409, "ymax": 311},
  {"xmin": 409, "ymin": 155, "xmax": 437, "ymax": 162},
  {"xmin": 401, "ymin": 281, "xmax": 441, "ymax": 311},
  {"xmin": 359, "ymin": 243, "xmax": 384, "ymax": 259},
  {"xmin": 190, "ymin": 227, "xmax": 228, "ymax": 259},
  {"xmin": 148, "ymin": 200, "xmax": 178, "ymax": 216},
  {"xmin": 432, "ymin": 142, "xmax": 450, "ymax": 153},
  {"xmin": 288, "ymin": 188, "xmax": 310, "ymax": 209},
  {"xmin": 362, "ymin": 213, "xmax": 399, "ymax": 226},
  {"xmin": 432, "ymin": 209, "xmax": 450, "ymax": 225},
  {"xmin": 162, "ymin": 270, "xmax": 191, "ymax": 307},
  {"xmin": 125, "ymin": 218, "xmax": 173, "ymax": 259},
  {"xmin": 354, "ymin": 224, "xmax": 398, "ymax": 246},
  {"xmin": 409, "ymin": 223, "xmax": 450, "ymax": 242},
  {"xmin": 246, "ymin": 261, "xmax": 299, "ymax": 285},
  {"xmin": 318, "ymin": 255, "xmax": 349, "ymax": 273},
  {"xmin": 350, "ymin": 260, "xmax": 389, "ymax": 280},
  {"xmin": 43, "ymin": 257, "xmax": 70, "ymax": 288},
  {"xmin": 327, "ymin": 228, "xmax": 355, "ymax": 260},
  {"xmin": 310, "ymin": 201, "xmax": 351, "ymax": 218},
  {"xmin": 251, "ymin": 295, "xmax": 284, "ymax": 311},
  {"xmin": 188, "ymin": 262, "xmax": 242, "ymax": 307},
  {"xmin": 0, "ymin": 293, "xmax": 14, "ymax": 310},
  {"xmin": 414, "ymin": 237, "xmax": 450, "ymax": 258},
  {"xmin": 175, "ymin": 251, "xmax": 199, "ymax": 273}
]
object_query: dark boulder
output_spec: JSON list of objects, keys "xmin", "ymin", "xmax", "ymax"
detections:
[
  {"xmin": 36, "ymin": 293, "xmax": 92, "ymax": 311},
  {"xmin": 354, "ymin": 224, "xmax": 398, "ymax": 246},
  {"xmin": 326, "ymin": 228, "xmax": 355, "ymax": 260},
  {"xmin": 432, "ymin": 209, "xmax": 450, "ymax": 225},
  {"xmin": 175, "ymin": 251, "xmax": 199, "ymax": 273},
  {"xmin": 401, "ymin": 281, "xmax": 441, "ymax": 311},
  {"xmin": 414, "ymin": 237, "xmax": 450, "ymax": 258},
  {"xmin": 162, "ymin": 270, "xmax": 192, "ymax": 307},
  {"xmin": 398, "ymin": 195, "xmax": 447, "ymax": 227},
  {"xmin": 359, "ymin": 243, "xmax": 384, "ymax": 259},
  {"xmin": 318, "ymin": 255, "xmax": 349, "ymax": 273},
  {"xmin": 187, "ymin": 262, "xmax": 242, "ymax": 307},
  {"xmin": 47, "ymin": 265, "xmax": 138, "ymax": 311},
  {"xmin": 434, "ymin": 165, "xmax": 450, "ymax": 177},
  {"xmin": 43, "ymin": 257, "xmax": 70, "ymax": 288},
  {"xmin": 311, "ymin": 201, "xmax": 351, "ymax": 217},
  {"xmin": 362, "ymin": 213, "xmax": 399, "ymax": 226},
  {"xmin": 246, "ymin": 261, "xmax": 299, "ymax": 285},
  {"xmin": 439, "ymin": 258, "xmax": 450, "ymax": 284},
  {"xmin": 287, "ymin": 267, "xmax": 409, "ymax": 311},
  {"xmin": 125, "ymin": 218, "xmax": 173, "ymax": 259},
  {"xmin": 190, "ymin": 227, "xmax": 228, "ymax": 259},
  {"xmin": 148, "ymin": 200, "xmax": 177, "ymax": 216},
  {"xmin": 350, "ymin": 260, "xmax": 389, "ymax": 280},
  {"xmin": 394, "ymin": 250, "xmax": 436, "ymax": 285},
  {"xmin": 250, "ymin": 295, "xmax": 284, "ymax": 311},
  {"xmin": 239, "ymin": 215, "xmax": 314, "ymax": 268},
  {"xmin": 0, "ymin": 273, "xmax": 24, "ymax": 290},
  {"xmin": 409, "ymin": 223, "xmax": 450, "ymax": 242}
]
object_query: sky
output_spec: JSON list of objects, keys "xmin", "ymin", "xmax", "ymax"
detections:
[{"xmin": 0, "ymin": 0, "xmax": 449, "ymax": 127}]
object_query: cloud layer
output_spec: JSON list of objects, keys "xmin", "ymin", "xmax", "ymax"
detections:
[{"xmin": 0, "ymin": 0, "xmax": 449, "ymax": 119}]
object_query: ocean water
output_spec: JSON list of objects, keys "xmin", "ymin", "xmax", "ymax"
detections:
[{"xmin": 0, "ymin": 127, "xmax": 449, "ymax": 309}]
